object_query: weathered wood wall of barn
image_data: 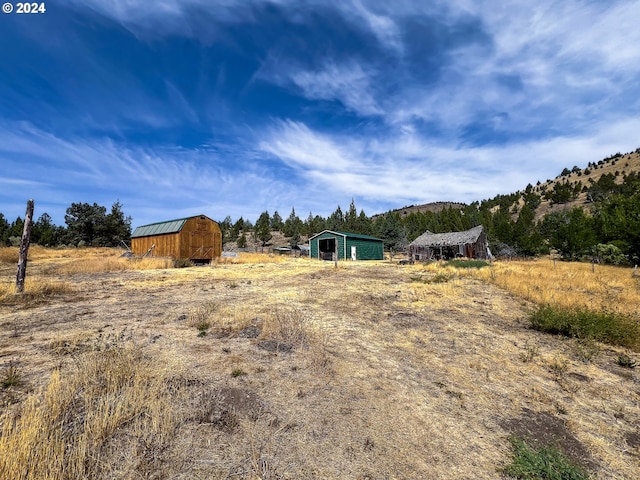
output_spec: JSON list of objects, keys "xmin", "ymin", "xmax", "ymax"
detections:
[
  {"xmin": 178, "ymin": 216, "xmax": 222, "ymax": 260},
  {"xmin": 131, "ymin": 216, "xmax": 222, "ymax": 261},
  {"xmin": 132, "ymin": 232, "xmax": 181, "ymax": 258}
]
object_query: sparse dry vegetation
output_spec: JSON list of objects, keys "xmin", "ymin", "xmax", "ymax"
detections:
[
  {"xmin": 214, "ymin": 252, "xmax": 289, "ymax": 265},
  {"xmin": 0, "ymin": 248, "xmax": 18, "ymax": 265},
  {"xmin": 49, "ymin": 256, "xmax": 174, "ymax": 274},
  {"xmin": 0, "ymin": 278, "xmax": 74, "ymax": 306},
  {"xmin": 0, "ymin": 344, "xmax": 182, "ymax": 480},
  {"xmin": 0, "ymin": 250, "xmax": 638, "ymax": 479},
  {"xmin": 469, "ymin": 258, "xmax": 640, "ymax": 316}
]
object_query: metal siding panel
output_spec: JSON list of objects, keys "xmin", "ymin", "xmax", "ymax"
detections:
[{"xmin": 346, "ymin": 237, "xmax": 384, "ymax": 260}]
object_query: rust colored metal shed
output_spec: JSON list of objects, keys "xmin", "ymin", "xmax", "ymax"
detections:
[{"xmin": 131, "ymin": 215, "xmax": 222, "ymax": 263}]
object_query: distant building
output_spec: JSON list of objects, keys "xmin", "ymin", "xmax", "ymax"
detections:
[
  {"xmin": 293, "ymin": 244, "xmax": 310, "ymax": 256},
  {"xmin": 408, "ymin": 225, "xmax": 490, "ymax": 260},
  {"xmin": 131, "ymin": 215, "xmax": 222, "ymax": 263},
  {"xmin": 309, "ymin": 230, "xmax": 384, "ymax": 261}
]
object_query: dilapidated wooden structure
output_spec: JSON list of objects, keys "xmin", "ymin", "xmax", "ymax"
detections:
[
  {"xmin": 408, "ymin": 225, "xmax": 490, "ymax": 260},
  {"xmin": 131, "ymin": 215, "xmax": 222, "ymax": 263}
]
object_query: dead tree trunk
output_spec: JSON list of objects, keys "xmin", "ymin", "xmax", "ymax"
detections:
[{"xmin": 15, "ymin": 199, "xmax": 34, "ymax": 294}]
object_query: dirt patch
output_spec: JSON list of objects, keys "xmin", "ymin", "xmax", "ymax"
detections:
[
  {"xmin": 238, "ymin": 318, "xmax": 263, "ymax": 338},
  {"xmin": 567, "ymin": 372, "xmax": 590, "ymax": 383},
  {"xmin": 190, "ymin": 386, "xmax": 265, "ymax": 432},
  {"xmin": 501, "ymin": 408, "xmax": 598, "ymax": 471},
  {"xmin": 626, "ymin": 430, "xmax": 640, "ymax": 449},
  {"xmin": 387, "ymin": 310, "xmax": 427, "ymax": 329},
  {"xmin": 257, "ymin": 339, "xmax": 292, "ymax": 353}
]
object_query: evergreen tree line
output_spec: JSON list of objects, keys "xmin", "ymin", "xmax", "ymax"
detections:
[
  {"xmin": 219, "ymin": 199, "xmax": 375, "ymax": 249},
  {"xmin": 0, "ymin": 201, "xmax": 132, "ymax": 248},
  {"xmin": 2, "ymin": 164, "xmax": 638, "ymax": 265},
  {"xmin": 228, "ymin": 170, "xmax": 640, "ymax": 265}
]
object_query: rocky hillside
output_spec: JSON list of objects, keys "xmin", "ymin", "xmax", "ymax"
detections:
[
  {"xmin": 522, "ymin": 148, "xmax": 640, "ymax": 220},
  {"xmin": 372, "ymin": 201, "xmax": 467, "ymax": 219}
]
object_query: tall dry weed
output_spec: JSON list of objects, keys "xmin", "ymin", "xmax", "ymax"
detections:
[
  {"xmin": 0, "ymin": 247, "xmax": 18, "ymax": 265},
  {"xmin": 49, "ymin": 256, "xmax": 173, "ymax": 274},
  {"xmin": 261, "ymin": 306, "xmax": 310, "ymax": 347},
  {"xmin": 0, "ymin": 345, "xmax": 182, "ymax": 480},
  {"xmin": 261, "ymin": 306, "xmax": 331, "ymax": 371},
  {"xmin": 0, "ymin": 278, "xmax": 73, "ymax": 305},
  {"xmin": 470, "ymin": 259, "xmax": 640, "ymax": 317},
  {"xmin": 215, "ymin": 252, "xmax": 288, "ymax": 265}
]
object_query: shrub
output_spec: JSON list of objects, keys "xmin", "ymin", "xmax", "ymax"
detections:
[
  {"xmin": 530, "ymin": 305, "xmax": 640, "ymax": 349},
  {"xmin": 617, "ymin": 354, "xmax": 636, "ymax": 368},
  {"xmin": 1, "ymin": 362, "xmax": 21, "ymax": 389},
  {"xmin": 445, "ymin": 259, "xmax": 490, "ymax": 269},
  {"xmin": 173, "ymin": 258, "xmax": 192, "ymax": 268},
  {"xmin": 502, "ymin": 437, "xmax": 590, "ymax": 480},
  {"xmin": 593, "ymin": 244, "xmax": 628, "ymax": 266},
  {"xmin": 187, "ymin": 302, "xmax": 218, "ymax": 336}
]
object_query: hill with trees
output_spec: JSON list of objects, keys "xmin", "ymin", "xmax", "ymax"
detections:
[{"xmin": 235, "ymin": 148, "xmax": 640, "ymax": 265}]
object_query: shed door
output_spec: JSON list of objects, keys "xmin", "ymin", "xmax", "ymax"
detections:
[
  {"xmin": 351, "ymin": 246, "xmax": 357, "ymax": 261},
  {"xmin": 318, "ymin": 238, "xmax": 336, "ymax": 261},
  {"xmin": 190, "ymin": 231, "xmax": 214, "ymax": 259}
]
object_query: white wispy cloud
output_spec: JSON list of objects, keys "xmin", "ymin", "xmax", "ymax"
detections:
[
  {"xmin": 259, "ymin": 120, "xmax": 356, "ymax": 173},
  {"xmin": 340, "ymin": 0, "xmax": 403, "ymax": 53},
  {"xmin": 259, "ymin": 117, "xmax": 640, "ymax": 208},
  {"xmin": 0, "ymin": 122, "xmax": 298, "ymax": 225},
  {"xmin": 289, "ymin": 61, "xmax": 382, "ymax": 116}
]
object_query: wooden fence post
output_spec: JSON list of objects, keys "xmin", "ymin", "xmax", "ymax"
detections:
[{"xmin": 15, "ymin": 199, "xmax": 34, "ymax": 294}]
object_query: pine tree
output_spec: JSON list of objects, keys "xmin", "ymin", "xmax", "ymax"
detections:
[
  {"xmin": 237, "ymin": 232, "xmax": 247, "ymax": 249},
  {"xmin": 255, "ymin": 211, "xmax": 272, "ymax": 246},
  {"xmin": 357, "ymin": 210, "xmax": 373, "ymax": 235},
  {"xmin": 32, "ymin": 213, "xmax": 59, "ymax": 246},
  {"xmin": 283, "ymin": 208, "xmax": 303, "ymax": 238},
  {"xmin": 345, "ymin": 199, "xmax": 358, "ymax": 232},
  {"xmin": 0, "ymin": 213, "xmax": 10, "ymax": 246},
  {"xmin": 270, "ymin": 211, "xmax": 283, "ymax": 231},
  {"xmin": 327, "ymin": 206, "xmax": 344, "ymax": 231}
]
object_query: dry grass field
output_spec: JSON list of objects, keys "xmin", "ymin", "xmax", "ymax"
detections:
[{"xmin": 0, "ymin": 247, "xmax": 638, "ymax": 479}]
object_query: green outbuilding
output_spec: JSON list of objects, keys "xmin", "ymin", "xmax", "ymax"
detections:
[{"xmin": 308, "ymin": 230, "xmax": 385, "ymax": 261}]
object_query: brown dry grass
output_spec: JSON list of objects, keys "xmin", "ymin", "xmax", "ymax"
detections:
[
  {"xmin": 214, "ymin": 252, "xmax": 289, "ymax": 265},
  {"xmin": 0, "ymin": 248, "xmax": 18, "ymax": 265},
  {"xmin": 0, "ymin": 278, "xmax": 74, "ymax": 306},
  {"xmin": 0, "ymin": 344, "xmax": 183, "ymax": 480},
  {"xmin": 468, "ymin": 258, "xmax": 640, "ymax": 316},
  {"xmin": 0, "ymin": 250, "xmax": 638, "ymax": 479},
  {"xmin": 47, "ymin": 255, "xmax": 174, "ymax": 274}
]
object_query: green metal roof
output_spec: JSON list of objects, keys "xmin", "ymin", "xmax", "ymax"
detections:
[
  {"xmin": 308, "ymin": 230, "xmax": 383, "ymax": 242},
  {"xmin": 131, "ymin": 217, "xmax": 189, "ymax": 238}
]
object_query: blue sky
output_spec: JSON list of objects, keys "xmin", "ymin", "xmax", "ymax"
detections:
[{"xmin": 1, "ymin": 0, "xmax": 639, "ymax": 228}]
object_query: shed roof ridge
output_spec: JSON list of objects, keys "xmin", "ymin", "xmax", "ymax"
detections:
[
  {"xmin": 308, "ymin": 229, "xmax": 383, "ymax": 241},
  {"xmin": 135, "ymin": 215, "xmax": 206, "ymax": 228}
]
